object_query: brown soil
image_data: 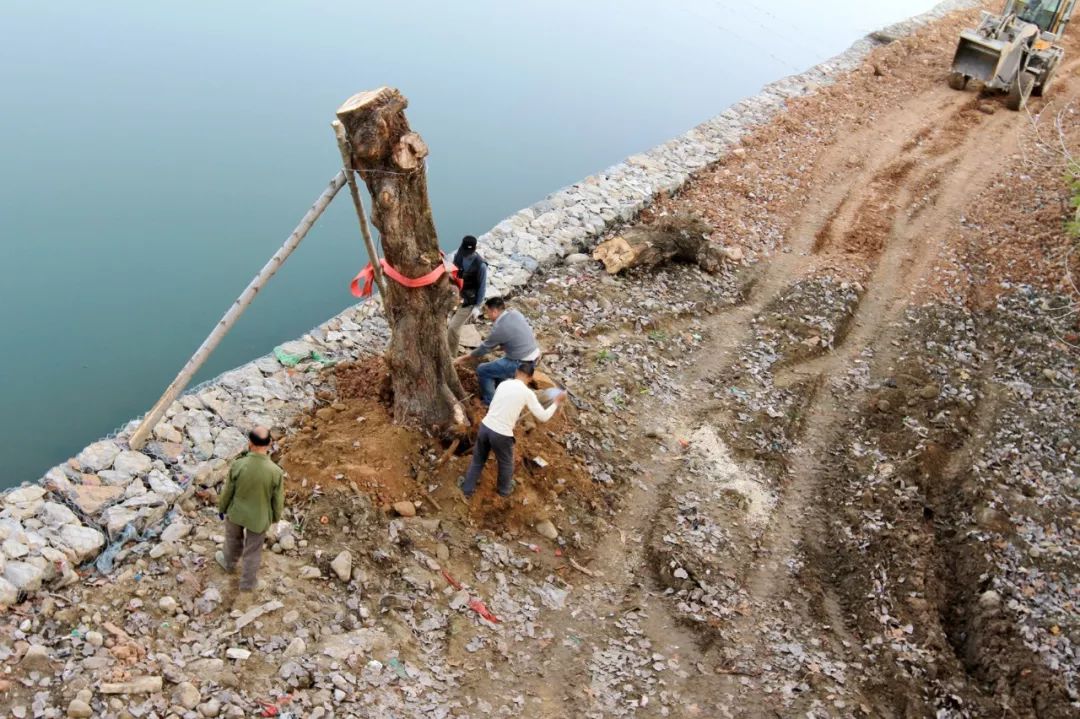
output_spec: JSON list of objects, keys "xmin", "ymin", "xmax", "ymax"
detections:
[{"xmin": 279, "ymin": 357, "xmax": 599, "ymax": 535}]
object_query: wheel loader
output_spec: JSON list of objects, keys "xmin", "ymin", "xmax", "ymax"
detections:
[{"xmin": 948, "ymin": 0, "xmax": 1075, "ymax": 110}]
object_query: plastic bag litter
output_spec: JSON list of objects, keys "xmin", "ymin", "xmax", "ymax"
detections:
[
  {"xmin": 94, "ymin": 509, "xmax": 176, "ymax": 575},
  {"xmin": 273, "ymin": 345, "xmax": 329, "ymax": 369},
  {"xmin": 95, "ymin": 523, "xmax": 137, "ymax": 575}
]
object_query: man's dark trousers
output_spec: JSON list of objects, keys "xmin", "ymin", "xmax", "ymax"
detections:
[
  {"xmin": 461, "ymin": 424, "xmax": 515, "ymax": 497},
  {"xmin": 223, "ymin": 519, "xmax": 265, "ymax": 591}
]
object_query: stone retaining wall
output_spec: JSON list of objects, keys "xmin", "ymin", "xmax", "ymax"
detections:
[{"xmin": 0, "ymin": 0, "xmax": 977, "ymax": 605}]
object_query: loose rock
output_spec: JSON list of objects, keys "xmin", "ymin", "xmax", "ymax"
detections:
[
  {"xmin": 392, "ymin": 501, "xmax": 417, "ymax": 518},
  {"xmin": 331, "ymin": 550, "xmax": 353, "ymax": 582},
  {"xmin": 66, "ymin": 700, "xmax": 92, "ymax": 719},
  {"xmin": 283, "ymin": 637, "xmax": 306, "ymax": 657},
  {"xmin": 198, "ymin": 698, "xmax": 222, "ymax": 718},
  {"xmin": 160, "ymin": 520, "xmax": 192, "ymax": 543},
  {"xmin": 213, "ymin": 428, "xmax": 249, "ymax": 460},
  {"xmin": 20, "ymin": 644, "xmax": 52, "ymax": 672},
  {"xmin": 76, "ymin": 441, "xmax": 121, "ymax": 472},
  {"xmin": 535, "ymin": 520, "xmax": 559, "ymax": 540},
  {"xmin": 174, "ymin": 682, "xmax": 200, "ymax": 710},
  {"xmin": 99, "ymin": 676, "xmax": 163, "ymax": 695},
  {"xmin": 112, "ymin": 450, "xmax": 153, "ymax": 476}
]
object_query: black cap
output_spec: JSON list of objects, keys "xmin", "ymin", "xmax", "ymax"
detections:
[{"xmin": 461, "ymin": 235, "xmax": 477, "ymax": 251}]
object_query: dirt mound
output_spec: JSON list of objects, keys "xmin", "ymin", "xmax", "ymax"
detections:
[
  {"xmin": 278, "ymin": 357, "xmax": 600, "ymax": 535},
  {"xmin": 957, "ymin": 101, "xmax": 1080, "ymax": 309}
]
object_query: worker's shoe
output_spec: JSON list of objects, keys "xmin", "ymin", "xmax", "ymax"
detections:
[
  {"xmin": 238, "ymin": 579, "xmax": 267, "ymax": 594},
  {"xmin": 214, "ymin": 551, "xmax": 235, "ymax": 574},
  {"xmin": 497, "ymin": 480, "xmax": 516, "ymax": 498}
]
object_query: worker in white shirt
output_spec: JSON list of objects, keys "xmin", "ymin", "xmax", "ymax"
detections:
[{"xmin": 458, "ymin": 361, "xmax": 565, "ymax": 499}]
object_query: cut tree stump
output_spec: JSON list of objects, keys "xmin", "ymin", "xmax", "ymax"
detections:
[
  {"xmin": 336, "ymin": 88, "xmax": 466, "ymax": 430},
  {"xmin": 592, "ymin": 213, "xmax": 725, "ymax": 275}
]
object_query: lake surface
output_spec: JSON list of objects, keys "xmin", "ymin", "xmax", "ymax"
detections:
[{"xmin": 0, "ymin": 0, "xmax": 940, "ymax": 486}]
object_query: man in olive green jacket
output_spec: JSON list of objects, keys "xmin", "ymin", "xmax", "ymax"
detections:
[{"xmin": 215, "ymin": 426, "xmax": 284, "ymax": 592}]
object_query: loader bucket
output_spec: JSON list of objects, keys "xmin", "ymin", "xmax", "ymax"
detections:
[{"xmin": 952, "ymin": 31, "xmax": 1006, "ymax": 83}]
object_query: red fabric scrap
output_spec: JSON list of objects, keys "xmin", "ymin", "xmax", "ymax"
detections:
[{"xmin": 468, "ymin": 598, "xmax": 501, "ymax": 624}]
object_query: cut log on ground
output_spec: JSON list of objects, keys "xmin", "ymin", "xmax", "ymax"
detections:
[
  {"xmin": 336, "ymin": 88, "xmax": 466, "ymax": 431},
  {"xmin": 592, "ymin": 213, "xmax": 725, "ymax": 275}
]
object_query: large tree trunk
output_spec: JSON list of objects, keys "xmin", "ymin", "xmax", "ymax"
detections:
[{"xmin": 336, "ymin": 88, "xmax": 466, "ymax": 430}]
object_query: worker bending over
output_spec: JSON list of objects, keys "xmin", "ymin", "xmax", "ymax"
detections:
[
  {"xmin": 459, "ymin": 361, "xmax": 565, "ymax": 498},
  {"xmin": 454, "ymin": 296, "xmax": 540, "ymax": 405}
]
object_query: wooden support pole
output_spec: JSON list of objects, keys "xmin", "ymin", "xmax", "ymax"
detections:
[
  {"xmin": 332, "ymin": 120, "xmax": 389, "ymax": 300},
  {"xmin": 128, "ymin": 171, "xmax": 349, "ymax": 450}
]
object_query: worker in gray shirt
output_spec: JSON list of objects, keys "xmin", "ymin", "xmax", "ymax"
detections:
[{"xmin": 454, "ymin": 296, "xmax": 541, "ymax": 405}]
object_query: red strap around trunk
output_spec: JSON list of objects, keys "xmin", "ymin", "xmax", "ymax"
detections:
[{"xmin": 350, "ymin": 252, "xmax": 463, "ymax": 298}]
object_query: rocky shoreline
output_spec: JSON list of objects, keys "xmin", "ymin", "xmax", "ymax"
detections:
[{"xmin": 0, "ymin": 0, "xmax": 978, "ymax": 606}]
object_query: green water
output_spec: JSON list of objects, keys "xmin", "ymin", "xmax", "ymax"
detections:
[{"xmin": 0, "ymin": 0, "xmax": 937, "ymax": 485}]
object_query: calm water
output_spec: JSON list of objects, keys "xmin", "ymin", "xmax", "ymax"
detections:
[{"xmin": 0, "ymin": 0, "xmax": 938, "ymax": 485}]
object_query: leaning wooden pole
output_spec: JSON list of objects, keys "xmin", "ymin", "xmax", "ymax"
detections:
[
  {"xmin": 129, "ymin": 171, "xmax": 349, "ymax": 450},
  {"xmin": 332, "ymin": 120, "xmax": 389, "ymax": 300}
]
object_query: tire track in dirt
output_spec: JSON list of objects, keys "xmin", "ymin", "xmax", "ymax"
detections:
[
  {"xmin": 658, "ymin": 73, "xmax": 1074, "ymax": 716},
  {"xmin": 701, "ymin": 86, "xmax": 979, "ymax": 341},
  {"xmin": 484, "ymin": 46, "xmax": 1080, "ymax": 719},
  {"xmin": 773, "ymin": 90, "xmax": 1027, "ymax": 389},
  {"xmin": 715, "ymin": 63, "xmax": 1080, "ymax": 709},
  {"xmin": 571, "ymin": 85, "xmax": 1002, "ymax": 717},
  {"xmin": 773, "ymin": 57, "xmax": 1080, "ymax": 393},
  {"xmin": 500, "ymin": 311, "xmax": 729, "ymax": 718}
]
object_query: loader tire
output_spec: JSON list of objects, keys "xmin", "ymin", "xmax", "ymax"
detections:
[
  {"xmin": 1006, "ymin": 71, "xmax": 1035, "ymax": 111},
  {"xmin": 947, "ymin": 72, "xmax": 969, "ymax": 91},
  {"xmin": 1033, "ymin": 64, "xmax": 1057, "ymax": 97}
]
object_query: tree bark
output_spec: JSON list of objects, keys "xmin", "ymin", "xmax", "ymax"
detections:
[
  {"xmin": 336, "ymin": 88, "xmax": 466, "ymax": 430},
  {"xmin": 592, "ymin": 213, "xmax": 726, "ymax": 275}
]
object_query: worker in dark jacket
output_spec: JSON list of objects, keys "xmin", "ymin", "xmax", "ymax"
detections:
[
  {"xmin": 447, "ymin": 235, "xmax": 488, "ymax": 352},
  {"xmin": 215, "ymin": 426, "xmax": 284, "ymax": 594}
]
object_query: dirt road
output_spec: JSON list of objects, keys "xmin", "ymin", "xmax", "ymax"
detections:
[{"xmin": 477, "ymin": 6, "xmax": 1080, "ymax": 716}]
